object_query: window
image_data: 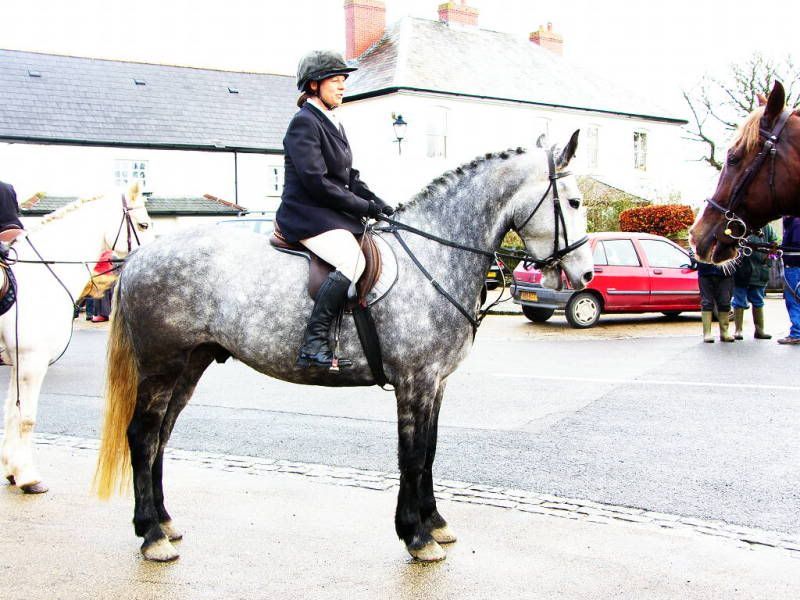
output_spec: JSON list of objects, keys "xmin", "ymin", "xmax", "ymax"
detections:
[
  {"xmin": 426, "ymin": 107, "xmax": 448, "ymax": 158},
  {"xmin": 596, "ymin": 239, "xmax": 640, "ymax": 266},
  {"xmin": 633, "ymin": 131, "xmax": 648, "ymax": 171},
  {"xmin": 639, "ymin": 239, "xmax": 691, "ymax": 269},
  {"xmin": 586, "ymin": 126, "xmax": 599, "ymax": 169},
  {"xmin": 114, "ymin": 159, "xmax": 148, "ymax": 188},
  {"xmin": 271, "ymin": 166, "xmax": 284, "ymax": 195}
]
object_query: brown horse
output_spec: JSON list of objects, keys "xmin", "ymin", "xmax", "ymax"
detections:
[{"xmin": 690, "ymin": 81, "xmax": 800, "ymax": 263}]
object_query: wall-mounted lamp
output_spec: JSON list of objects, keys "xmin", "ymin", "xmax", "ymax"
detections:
[{"xmin": 392, "ymin": 113, "xmax": 408, "ymax": 155}]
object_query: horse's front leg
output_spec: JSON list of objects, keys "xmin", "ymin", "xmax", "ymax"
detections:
[
  {"xmin": 420, "ymin": 380, "xmax": 456, "ymax": 545},
  {"xmin": 395, "ymin": 376, "xmax": 446, "ymax": 562},
  {"xmin": 2, "ymin": 353, "xmax": 49, "ymax": 493}
]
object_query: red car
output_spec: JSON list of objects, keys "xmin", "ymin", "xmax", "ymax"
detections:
[{"xmin": 511, "ymin": 231, "xmax": 700, "ymax": 328}]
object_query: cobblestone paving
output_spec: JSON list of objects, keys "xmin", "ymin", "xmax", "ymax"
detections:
[{"xmin": 24, "ymin": 431, "xmax": 800, "ymax": 556}]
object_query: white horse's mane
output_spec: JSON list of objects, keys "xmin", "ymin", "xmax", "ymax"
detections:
[
  {"xmin": 34, "ymin": 195, "xmax": 104, "ymax": 230},
  {"xmin": 30, "ymin": 183, "xmax": 143, "ymax": 233}
]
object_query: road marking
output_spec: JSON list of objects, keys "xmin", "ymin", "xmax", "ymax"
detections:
[{"xmin": 497, "ymin": 373, "xmax": 800, "ymax": 392}]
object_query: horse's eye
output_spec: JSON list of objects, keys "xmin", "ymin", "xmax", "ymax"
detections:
[
  {"xmin": 137, "ymin": 222, "xmax": 150, "ymax": 230},
  {"xmin": 568, "ymin": 198, "xmax": 581, "ymax": 209},
  {"xmin": 726, "ymin": 149, "xmax": 741, "ymax": 166}
]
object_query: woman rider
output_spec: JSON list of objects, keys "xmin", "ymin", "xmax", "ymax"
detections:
[{"xmin": 275, "ymin": 50, "xmax": 394, "ymax": 370}]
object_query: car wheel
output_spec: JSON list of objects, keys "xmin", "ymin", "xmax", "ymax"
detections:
[
  {"xmin": 479, "ymin": 287, "xmax": 488, "ymax": 307},
  {"xmin": 661, "ymin": 311, "xmax": 682, "ymax": 319},
  {"xmin": 565, "ymin": 292, "xmax": 601, "ymax": 328},
  {"xmin": 485, "ymin": 282, "xmax": 499, "ymax": 290},
  {"xmin": 522, "ymin": 306, "xmax": 554, "ymax": 322}
]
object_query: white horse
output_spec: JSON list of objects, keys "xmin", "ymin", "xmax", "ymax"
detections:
[{"xmin": 1, "ymin": 184, "xmax": 154, "ymax": 493}]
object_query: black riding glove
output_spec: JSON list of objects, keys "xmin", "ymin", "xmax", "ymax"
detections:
[{"xmin": 366, "ymin": 201, "xmax": 382, "ymax": 219}]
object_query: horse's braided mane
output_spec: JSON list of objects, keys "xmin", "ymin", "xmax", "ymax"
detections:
[
  {"xmin": 396, "ymin": 147, "xmax": 527, "ymax": 211},
  {"xmin": 34, "ymin": 195, "xmax": 104, "ymax": 229}
]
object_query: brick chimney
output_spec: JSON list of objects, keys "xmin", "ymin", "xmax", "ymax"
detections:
[
  {"xmin": 438, "ymin": 1, "xmax": 479, "ymax": 27},
  {"xmin": 530, "ymin": 22, "xmax": 563, "ymax": 56},
  {"xmin": 344, "ymin": 0, "xmax": 386, "ymax": 60}
]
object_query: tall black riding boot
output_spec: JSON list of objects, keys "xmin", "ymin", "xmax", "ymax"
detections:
[{"xmin": 296, "ymin": 270, "xmax": 353, "ymax": 370}]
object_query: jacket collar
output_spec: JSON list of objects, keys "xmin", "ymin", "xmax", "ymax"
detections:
[{"xmin": 303, "ymin": 102, "xmax": 347, "ymax": 144}]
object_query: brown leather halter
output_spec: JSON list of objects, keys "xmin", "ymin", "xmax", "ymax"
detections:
[{"xmin": 704, "ymin": 109, "xmax": 793, "ymax": 256}]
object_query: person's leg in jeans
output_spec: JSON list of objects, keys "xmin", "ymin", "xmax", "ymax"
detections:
[{"xmin": 779, "ymin": 266, "xmax": 800, "ymax": 343}]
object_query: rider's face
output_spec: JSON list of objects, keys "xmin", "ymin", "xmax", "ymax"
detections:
[{"xmin": 314, "ymin": 75, "xmax": 346, "ymax": 108}]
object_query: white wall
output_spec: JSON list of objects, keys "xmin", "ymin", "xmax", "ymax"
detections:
[
  {"xmin": 0, "ymin": 142, "xmax": 284, "ymax": 211},
  {"xmin": 337, "ymin": 91, "xmax": 703, "ymax": 206}
]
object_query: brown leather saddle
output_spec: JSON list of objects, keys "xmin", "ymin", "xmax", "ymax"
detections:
[{"xmin": 269, "ymin": 224, "xmax": 382, "ymax": 307}]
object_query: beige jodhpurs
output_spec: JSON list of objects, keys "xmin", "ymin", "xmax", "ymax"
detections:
[{"xmin": 300, "ymin": 229, "xmax": 365, "ymax": 283}]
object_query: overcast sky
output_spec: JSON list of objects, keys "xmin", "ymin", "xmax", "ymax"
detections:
[{"xmin": 0, "ymin": 0, "xmax": 796, "ymax": 116}]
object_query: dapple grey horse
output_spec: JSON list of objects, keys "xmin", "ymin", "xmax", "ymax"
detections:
[{"xmin": 95, "ymin": 133, "xmax": 594, "ymax": 563}]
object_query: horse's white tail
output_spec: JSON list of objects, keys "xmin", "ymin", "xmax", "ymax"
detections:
[{"xmin": 93, "ymin": 286, "xmax": 138, "ymax": 499}]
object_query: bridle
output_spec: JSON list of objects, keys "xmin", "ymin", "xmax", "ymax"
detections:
[
  {"xmin": 111, "ymin": 192, "xmax": 145, "ymax": 253},
  {"xmin": 513, "ymin": 146, "xmax": 589, "ymax": 271},
  {"xmin": 704, "ymin": 108, "xmax": 793, "ymax": 257},
  {"xmin": 377, "ymin": 147, "xmax": 588, "ymax": 333}
]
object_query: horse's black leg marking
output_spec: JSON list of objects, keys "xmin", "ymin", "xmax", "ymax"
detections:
[
  {"xmin": 420, "ymin": 381, "xmax": 451, "ymax": 540},
  {"xmin": 394, "ymin": 376, "xmax": 445, "ymax": 559},
  {"xmin": 128, "ymin": 367, "xmax": 182, "ymax": 550},
  {"xmin": 152, "ymin": 346, "xmax": 217, "ymax": 535}
]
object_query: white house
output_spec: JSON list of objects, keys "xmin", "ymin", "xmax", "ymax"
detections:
[
  {"xmin": 337, "ymin": 0, "xmax": 689, "ymax": 204},
  {"xmin": 0, "ymin": 0, "xmax": 691, "ymax": 224}
]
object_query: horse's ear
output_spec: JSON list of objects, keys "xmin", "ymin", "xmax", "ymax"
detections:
[
  {"xmin": 764, "ymin": 81, "xmax": 786, "ymax": 122},
  {"xmin": 535, "ymin": 133, "xmax": 547, "ymax": 148},
  {"xmin": 556, "ymin": 130, "xmax": 580, "ymax": 169}
]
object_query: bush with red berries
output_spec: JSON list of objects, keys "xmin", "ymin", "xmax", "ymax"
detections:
[{"xmin": 618, "ymin": 204, "xmax": 695, "ymax": 237}]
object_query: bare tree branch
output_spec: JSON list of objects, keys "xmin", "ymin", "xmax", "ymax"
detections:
[{"xmin": 683, "ymin": 53, "xmax": 797, "ymax": 172}]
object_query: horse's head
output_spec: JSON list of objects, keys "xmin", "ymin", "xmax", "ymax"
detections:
[
  {"xmin": 105, "ymin": 181, "xmax": 155, "ymax": 255},
  {"xmin": 690, "ymin": 81, "xmax": 800, "ymax": 263},
  {"xmin": 512, "ymin": 130, "xmax": 594, "ymax": 290}
]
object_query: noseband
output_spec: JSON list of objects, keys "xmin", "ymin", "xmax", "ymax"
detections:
[{"xmin": 704, "ymin": 109, "xmax": 793, "ymax": 256}]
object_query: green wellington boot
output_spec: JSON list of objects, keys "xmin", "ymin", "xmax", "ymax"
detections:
[
  {"xmin": 702, "ymin": 311, "xmax": 714, "ymax": 343},
  {"xmin": 733, "ymin": 307, "xmax": 745, "ymax": 340},
  {"xmin": 718, "ymin": 311, "xmax": 735, "ymax": 342},
  {"xmin": 753, "ymin": 306, "xmax": 772, "ymax": 339}
]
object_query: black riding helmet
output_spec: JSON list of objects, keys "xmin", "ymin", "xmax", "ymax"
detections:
[{"xmin": 296, "ymin": 50, "xmax": 357, "ymax": 92}]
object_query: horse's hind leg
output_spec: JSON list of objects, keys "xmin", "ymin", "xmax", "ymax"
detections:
[
  {"xmin": 420, "ymin": 381, "xmax": 456, "ymax": 544},
  {"xmin": 2, "ymin": 353, "xmax": 50, "ymax": 493},
  {"xmin": 128, "ymin": 366, "xmax": 183, "ymax": 562},
  {"xmin": 152, "ymin": 345, "xmax": 219, "ymax": 543},
  {"xmin": 394, "ymin": 376, "xmax": 446, "ymax": 562}
]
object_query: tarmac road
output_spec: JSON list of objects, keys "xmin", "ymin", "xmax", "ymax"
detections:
[{"xmin": 5, "ymin": 295, "xmax": 799, "ymax": 540}]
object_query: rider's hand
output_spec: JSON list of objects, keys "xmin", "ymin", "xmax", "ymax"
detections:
[
  {"xmin": 366, "ymin": 201, "xmax": 382, "ymax": 219},
  {"xmin": 380, "ymin": 205, "xmax": 395, "ymax": 217}
]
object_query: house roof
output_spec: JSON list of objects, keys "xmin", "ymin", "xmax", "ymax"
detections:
[
  {"xmin": 0, "ymin": 49, "xmax": 297, "ymax": 153},
  {"xmin": 20, "ymin": 194, "xmax": 245, "ymax": 216},
  {"xmin": 345, "ymin": 18, "xmax": 687, "ymax": 124}
]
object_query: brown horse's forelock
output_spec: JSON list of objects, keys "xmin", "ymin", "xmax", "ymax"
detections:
[{"xmin": 731, "ymin": 107, "xmax": 765, "ymax": 156}]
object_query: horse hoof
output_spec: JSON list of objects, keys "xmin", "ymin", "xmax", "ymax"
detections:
[
  {"xmin": 141, "ymin": 538, "xmax": 179, "ymax": 562},
  {"xmin": 5, "ymin": 475, "xmax": 15, "ymax": 486},
  {"xmin": 20, "ymin": 482, "xmax": 49, "ymax": 494},
  {"xmin": 430, "ymin": 524, "xmax": 457, "ymax": 544},
  {"xmin": 408, "ymin": 539, "xmax": 446, "ymax": 562},
  {"xmin": 160, "ymin": 521, "xmax": 183, "ymax": 541}
]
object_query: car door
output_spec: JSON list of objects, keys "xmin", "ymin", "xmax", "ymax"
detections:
[
  {"xmin": 637, "ymin": 238, "xmax": 700, "ymax": 309},
  {"xmin": 591, "ymin": 238, "xmax": 649, "ymax": 310}
]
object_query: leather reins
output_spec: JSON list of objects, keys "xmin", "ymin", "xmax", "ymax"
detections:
[{"xmin": 377, "ymin": 148, "xmax": 588, "ymax": 334}]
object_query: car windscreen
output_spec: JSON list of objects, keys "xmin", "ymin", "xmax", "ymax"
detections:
[{"xmin": 639, "ymin": 239, "xmax": 691, "ymax": 268}]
